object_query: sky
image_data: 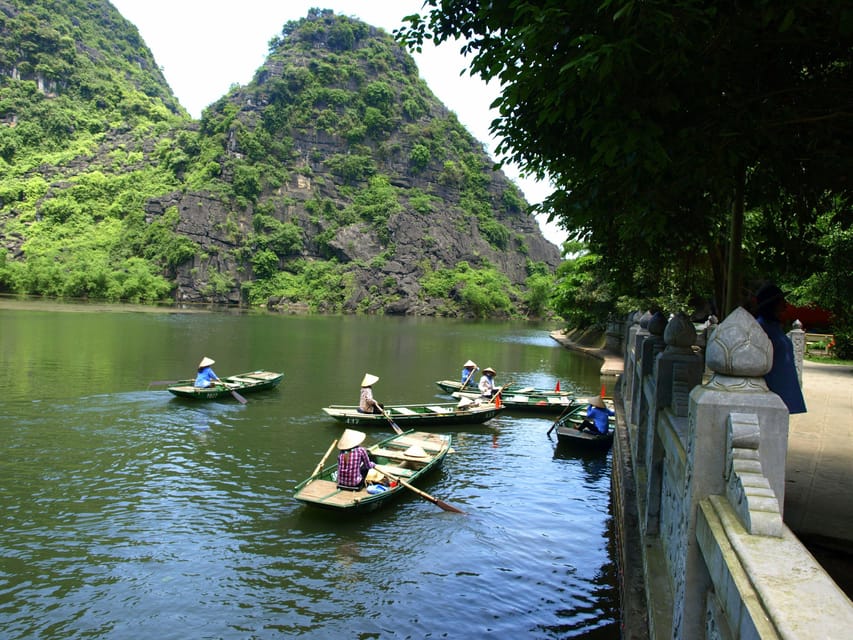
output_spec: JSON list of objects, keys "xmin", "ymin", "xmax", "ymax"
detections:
[{"xmin": 108, "ymin": 0, "xmax": 565, "ymax": 247}]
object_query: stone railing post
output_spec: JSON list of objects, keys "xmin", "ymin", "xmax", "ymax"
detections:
[
  {"xmin": 633, "ymin": 311, "xmax": 667, "ymax": 464},
  {"xmin": 643, "ymin": 312, "xmax": 704, "ymax": 535},
  {"xmin": 670, "ymin": 307, "xmax": 789, "ymax": 639},
  {"xmin": 789, "ymin": 319, "xmax": 805, "ymax": 385},
  {"xmin": 621, "ymin": 310, "xmax": 643, "ymax": 406},
  {"xmin": 627, "ymin": 311, "xmax": 652, "ymax": 427}
]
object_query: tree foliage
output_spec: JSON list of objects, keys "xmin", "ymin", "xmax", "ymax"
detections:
[{"xmin": 397, "ymin": 1, "xmax": 853, "ymax": 322}]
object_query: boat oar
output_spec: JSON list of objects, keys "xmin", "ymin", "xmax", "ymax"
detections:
[
  {"xmin": 547, "ymin": 401, "xmax": 581, "ymax": 436},
  {"xmin": 380, "ymin": 407, "xmax": 403, "ymax": 434},
  {"xmin": 148, "ymin": 380, "xmax": 180, "ymax": 387},
  {"xmin": 218, "ymin": 382, "xmax": 247, "ymax": 404},
  {"xmin": 492, "ymin": 378, "xmax": 514, "ymax": 403},
  {"xmin": 311, "ymin": 439, "xmax": 338, "ymax": 478},
  {"xmin": 461, "ymin": 366, "xmax": 478, "ymax": 389},
  {"xmin": 380, "ymin": 470, "xmax": 465, "ymax": 514}
]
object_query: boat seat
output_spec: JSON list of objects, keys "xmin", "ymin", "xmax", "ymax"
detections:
[
  {"xmin": 228, "ymin": 377, "xmax": 257, "ymax": 384},
  {"xmin": 393, "ymin": 435, "xmax": 447, "ymax": 452},
  {"xmin": 371, "ymin": 447, "xmax": 431, "ymax": 463},
  {"xmin": 426, "ymin": 405, "xmax": 450, "ymax": 413},
  {"xmin": 391, "ymin": 407, "xmax": 418, "ymax": 415},
  {"xmin": 507, "ymin": 395, "xmax": 528, "ymax": 402},
  {"xmin": 548, "ymin": 396, "xmax": 569, "ymax": 404},
  {"xmin": 374, "ymin": 464, "xmax": 416, "ymax": 477}
]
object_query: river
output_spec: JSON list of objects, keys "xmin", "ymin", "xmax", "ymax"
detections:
[{"xmin": 0, "ymin": 298, "xmax": 619, "ymax": 639}]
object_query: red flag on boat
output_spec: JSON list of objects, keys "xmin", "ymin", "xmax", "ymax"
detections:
[
  {"xmin": 555, "ymin": 380, "xmax": 561, "ymax": 392},
  {"xmin": 601, "ymin": 383, "xmax": 606, "ymax": 397},
  {"xmin": 494, "ymin": 394, "xmax": 501, "ymax": 408}
]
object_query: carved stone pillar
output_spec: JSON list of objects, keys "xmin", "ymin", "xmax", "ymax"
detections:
[
  {"xmin": 627, "ymin": 310, "xmax": 652, "ymax": 430},
  {"xmin": 788, "ymin": 319, "xmax": 805, "ymax": 386},
  {"xmin": 621, "ymin": 310, "xmax": 643, "ymax": 407},
  {"xmin": 671, "ymin": 307, "xmax": 789, "ymax": 639},
  {"xmin": 633, "ymin": 311, "xmax": 667, "ymax": 463},
  {"xmin": 644, "ymin": 312, "xmax": 703, "ymax": 535}
]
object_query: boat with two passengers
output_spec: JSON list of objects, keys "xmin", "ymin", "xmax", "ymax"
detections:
[
  {"xmin": 321, "ymin": 400, "xmax": 502, "ymax": 427},
  {"xmin": 451, "ymin": 389, "xmax": 580, "ymax": 414},
  {"xmin": 294, "ymin": 430, "xmax": 454, "ymax": 513},
  {"xmin": 166, "ymin": 370, "xmax": 284, "ymax": 400},
  {"xmin": 435, "ymin": 379, "xmax": 572, "ymax": 397}
]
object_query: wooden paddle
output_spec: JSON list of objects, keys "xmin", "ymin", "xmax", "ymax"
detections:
[
  {"xmin": 311, "ymin": 439, "xmax": 338, "ymax": 478},
  {"xmin": 218, "ymin": 381, "xmax": 248, "ymax": 404},
  {"xmin": 379, "ymin": 469, "xmax": 465, "ymax": 514},
  {"xmin": 461, "ymin": 366, "xmax": 478, "ymax": 389},
  {"xmin": 147, "ymin": 380, "xmax": 180, "ymax": 387},
  {"xmin": 547, "ymin": 401, "xmax": 583, "ymax": 436},
  {"xmin": 380, "ymin": 406, "xmax": 403, "ymax": 434}
]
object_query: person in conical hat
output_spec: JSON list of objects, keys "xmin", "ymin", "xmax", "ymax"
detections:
[
  {"xmin": 478, "ymin": 367, "xmax": 497, "ymax": 398},
  {"xmin": 460, "ymin": 360, "xmax": 478, "ymax": 387},
  {"xmin": 194, "ymin": 356, "xmax": 221, "ymax": 388},
  {"xmin": 358, "ymin": 373, "xmax": 383, "ymax": 414},
  {"xmin": 336, "ymin": 428, "xmax": 375, "ymax": 490},
  {"xmin": 578, "ymin": 395, "xmax": 615, "ymax": 435}
]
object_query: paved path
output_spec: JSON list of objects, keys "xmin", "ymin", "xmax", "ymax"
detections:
[{"xmin": 785, "ymin": 359, "xmax": 853, "ymax": 544}]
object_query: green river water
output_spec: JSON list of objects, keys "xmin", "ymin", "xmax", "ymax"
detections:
[{"xmin": 0, "ymin": 298, "xmax": 619, "ymax": 639}]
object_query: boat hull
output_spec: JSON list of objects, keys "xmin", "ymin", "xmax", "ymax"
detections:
[
  {"xmin": 451, "ymin": 390, "xmax": 579, "ymax": 414},
  {"xmin": 435, "ymin": 379, "xmax": 571, "ymax": 397},
  {"xmin": 322, "ymin": 402, "xmax": 501, "ymax": 427},
  {"xmin": 294, "ymin": 431, "xmax": 452, "ymax": 513},
  {"xmin": 167, "ymin": 370, "xmax": 283, "ymax": 400},
  {"xmin": 555, "ymin": 424, "xmax": 614, "ymax": 451}
]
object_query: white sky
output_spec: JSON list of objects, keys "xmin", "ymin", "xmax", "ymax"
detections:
[{"xmin": 109, "ymin": 0, "xmax": 565, "ymax": 247}]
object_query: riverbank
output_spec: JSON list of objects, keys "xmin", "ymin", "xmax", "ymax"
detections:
[{"xmin": 549, "ymin": 328, "xmax": 624, "ymax": 378}]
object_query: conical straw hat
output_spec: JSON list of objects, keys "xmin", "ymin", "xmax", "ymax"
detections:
[
  {"xmin": 338, "ymin": 429, "xmax": 366, "ymax": 450},
  {"xmin": 361, "ymin": 373, "xmax": 379, "ymax": 387}
]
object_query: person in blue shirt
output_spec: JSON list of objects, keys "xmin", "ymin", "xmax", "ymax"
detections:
[
  {"xmin": 461, "ymin": 360, "xmax": 478, "ymax": 387},
  {"xmin": 578, "ymin": 396, "xmax": 614, "ymax": 434},
  {"xmin": 754, "ymin": 283, "xmax": 807, "ymax": 414},
  {"xmin": 194, "ymin": 356, "xmax": 221, "ymax": 388}
]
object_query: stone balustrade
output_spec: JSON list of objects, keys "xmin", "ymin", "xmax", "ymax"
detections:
[{"xmin": 613, "ymin": 307, "xmax": 853, "ymax": 639}]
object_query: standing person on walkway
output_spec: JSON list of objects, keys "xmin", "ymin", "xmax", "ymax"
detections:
[
  {"xmin": 579, "ymin": 396, "xmax": 615, "ymax": 434},
  {"xmin": 194, "ymin": 357, "xmax": 221, "ymax": 388},
  {"xmin": 478, "ymin": 367, "xmax": 497, "ymax": 398},
  {"xmin": 336, "ymin": 429, "xmax": 376, "ymax": 490},
  {"xmin": 754, "ymin": 283, "xmax": 807, "ymax": 414},
  {"xmin": 461, "ymin": 360, "xmax": 478, "ymax": 387},
  {"xmin": 358, "ymin": 373, "xmax": 383, "ymax": 414}
]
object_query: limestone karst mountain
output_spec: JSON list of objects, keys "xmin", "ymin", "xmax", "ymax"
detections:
[{"xmin": 0, "ymin": 2, "xmax": 560, "ymax": 316}]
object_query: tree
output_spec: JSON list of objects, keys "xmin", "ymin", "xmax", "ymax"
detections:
[{"xmin": 396, "ymin": 1, "xmax": 853, "ymax": 315}]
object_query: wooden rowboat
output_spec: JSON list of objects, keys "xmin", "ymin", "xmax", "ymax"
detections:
[
  {"xmin": 554, "ymin": 413, "xmax": 615, "ymax": 451},
  {"xmin": 435, "ymin": 379, "xmax": 572, "ymax": 397},
  {"xmin": 294, "ymin": 430, "xmax": 453, "ymax": 513},
  {"xmin": 167, "ymin": 370, "xmax": 283, "ymax": 400},
  {"xmin": 452, "ymin": 389, "xmax": 580, "ymax": 414},
  {"xmin": 322, "ymin": 401, "xmax": 502, "ymax": 427}
]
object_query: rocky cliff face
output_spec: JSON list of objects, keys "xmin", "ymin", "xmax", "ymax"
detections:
[
  {"xmin": 143, "ymin": 10, "xmax": 560, "ymax": 314},
  {"xmin": 1, "ymin": 4, "xmax": 560, "ymax": 316}
]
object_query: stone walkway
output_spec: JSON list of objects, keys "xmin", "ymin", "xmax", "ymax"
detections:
[{"xmin": 785, "ymin": 359, "xmax": 853, "ymax": 544}]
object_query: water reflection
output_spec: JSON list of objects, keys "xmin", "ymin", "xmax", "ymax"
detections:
[{"xmin": 0, "ymin": 307, "xmax": 619, "ymax": 639}]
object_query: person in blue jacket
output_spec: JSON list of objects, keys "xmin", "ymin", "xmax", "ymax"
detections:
[
  {"xmin": 578, "ymin": 396, "xmax": 614, "ymax": 434},
  {"xmin": 461, "ymin": 360, "xmax": 478, "ymax": 387},
  {"xmin": 754, "ymin": 283, "xmax": 807, "ymax": 414},
  {"xmin": 194, "ymin": 356, "xmax": 221, "ymax": 388}
]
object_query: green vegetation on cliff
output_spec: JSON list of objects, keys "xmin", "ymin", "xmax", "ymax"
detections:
[{"xmin": 0, "ymin": 3, "xmax": 559, "ymax": 316}]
